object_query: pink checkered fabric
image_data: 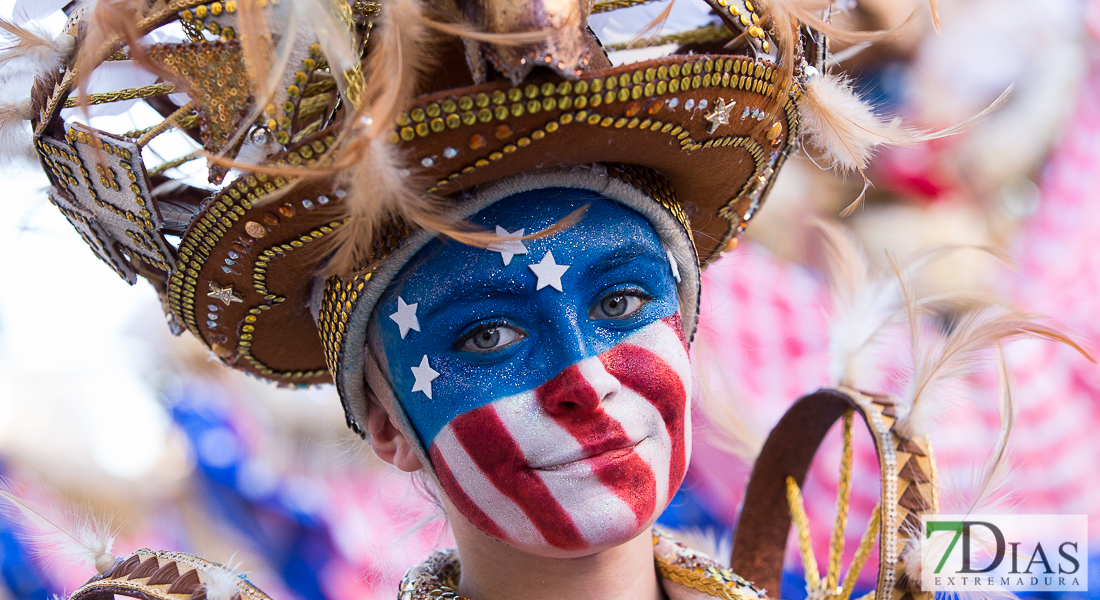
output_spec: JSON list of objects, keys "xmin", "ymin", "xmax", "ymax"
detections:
[{"xmin": 690, "ymin": 61, "xmax": 1100, "ymax": 580}]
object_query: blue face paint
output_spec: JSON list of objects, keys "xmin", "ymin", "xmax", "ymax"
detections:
[{"xmin": 375, "ymin": 189, "xmax": 681, "ymax": 448}]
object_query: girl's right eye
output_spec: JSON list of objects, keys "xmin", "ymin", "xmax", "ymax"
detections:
[{"xmin": 460, "ymin": 324, "xmax": 526, "ymax": 353}]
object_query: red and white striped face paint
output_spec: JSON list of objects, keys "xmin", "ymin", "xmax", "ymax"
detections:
[{"xmin": 428, "ymin": 315, "xmax": 691, "ymax": 557}]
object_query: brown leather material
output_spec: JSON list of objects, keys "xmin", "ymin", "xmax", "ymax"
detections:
[
  {"xmin": 166, "ymin": 568, "xmax": 202, "ymax": 594},
  {"xmin": 72, "ymin": 550, "xmax": 265, "ymax": 600},
  {"xmin": 730, "ymin": 388, "xmax": 857, "ymax": 596},
  {"xmin": 731, "ymin": 387, "xmax": 940, "ymax": 600}
]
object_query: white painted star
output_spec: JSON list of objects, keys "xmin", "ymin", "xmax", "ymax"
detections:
[
  {"xmin": 410, "ymin": 355, "xmax": 440, "ymax": 399},
  {"xmin": 528, "ymin": 250, "xmax": 570, "ymax": 291},
  {"xmin": 389, "ymin": 296, "xmax": 420, "ymax": 339},
  {"xmin": 487, "ymin": 226, "xmax": 528, "ymax": 265},
  {"xmin": 666, "ymin": 248, "xmax": 681, "ymax": 283}
]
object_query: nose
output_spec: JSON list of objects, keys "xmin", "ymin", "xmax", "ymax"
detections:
[{"xmin": 537, "ymin": 357, "xmax": 621, "ymax": 417}]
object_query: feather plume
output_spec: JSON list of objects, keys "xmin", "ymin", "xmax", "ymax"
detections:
[
  {"xmin": 0, "ymin": 486, "xmax": 117, "ymax": 574},
  {"xmin": 72, "ymin": 0, "xmax": 151, "ymax": 103},
  {"xmin": 203, "ymin": 558, "xmax": 248, "ymax": 600},
  {"xmin": 895, "ymin": 302, "xmax": 1092, "ymax": 439},
  {"xmin": 799, "ymin": 70, "xmax": 908, "ymax": 176},
  {"xmin": 817, "ymin": 220, "xmax": 904, "ymax": 388},
  {"xmin": 964, "ymin": 345, "xmax": 1017, "ymax": 512},
  {"xmin": 800, "ymin": 73, "xmax": 1012, "ymax": 215},
  {"xmin": 0, "ymin": 19, "xmax": 72, "ymax": 76},
  {"xmin": 0, "ymin": 92, "xmax": 36, "ymax": 165}
]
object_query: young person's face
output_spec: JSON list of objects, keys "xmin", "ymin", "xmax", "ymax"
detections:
[{"xmin": 375, "ymin": 189, "xmax": 692, "ymax": 557}]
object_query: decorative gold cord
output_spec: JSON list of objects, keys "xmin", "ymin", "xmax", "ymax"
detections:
[
  {"xmin": 149, "ymin": 151, "xmax": 200, "ymax": 176},
  {"xmin": 655, "ymin": 554, "xmax": 760, "ymax": 600},
  {"xmin": 840, "ymin": 504, "xmax": 881, "ymax": 600},
  {"xmin": 137, "ymin": 101, "xmax": 196, "ymax": 147},
  {"xmin": 786, "ymin": 476, "xmax": 821, "ymax": 590},
  {"xmin": 828, "ymin": 410, "xmax": 855, "ymax": 590},
  {"xmin": 855, "ymin": 591, "xmax": 876, "ymax": 600},
  {"xmin": 592, "ymin": 0, "xmax": 666, "ymax": 13},
  {"xmin": 62, "ymin": 82, "xmax": 177, "ymax": 108},
  {"xmin": 605, "ymin": 23, "xmax": 731, "ymax": 51},
  {"xmin": 298, "ymin": 94, "xmax": 332, "ymax": 122}
]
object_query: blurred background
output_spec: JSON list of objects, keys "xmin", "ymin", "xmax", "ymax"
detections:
[{"xmin": 1, "ymin": 0, "xmax": 1098, "ymax": 598}]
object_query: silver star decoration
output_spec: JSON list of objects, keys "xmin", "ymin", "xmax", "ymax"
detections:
[
  {"xmin": 666, "ymin": 249, "xmax": 681, "ymax": 283},
  {"xmin": 389, "ymin": 296, "xmax": 420, "ymax": 339},
  {"xmin": 487, "ymin": 226, "xmax": 528, "ymax": 266},
  {"xmin": 208, "ymin": 282, "xmax": 244, "ymax": 306},
  {"xmin": 528, "ymin": 250, "xmax": 570, "ymax": 292},
  {"xmin": 410, "ymin": 355, "xmax": 440, "ymax": 399},
  {"xmin": 705, "ymin": 98, "xmax": 737, "ymax": 134}
]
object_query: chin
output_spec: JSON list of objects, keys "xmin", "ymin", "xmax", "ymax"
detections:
[{"xmin": 499, "ymin": 511, "xmax": 662, "ymax": 559}]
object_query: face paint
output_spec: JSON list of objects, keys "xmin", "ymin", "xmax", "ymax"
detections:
[{"xmin": 375, "ymin": 189, "xmax": 692, "ymax": 557}]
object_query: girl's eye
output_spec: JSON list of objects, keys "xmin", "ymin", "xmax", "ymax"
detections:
[
  {"xmin": 590, "ymin": 291, "xmax": 647, "ymax": 320},
  {"xmin": 461, "ymin": 324, "xmax": 526, "ymax": 353}
]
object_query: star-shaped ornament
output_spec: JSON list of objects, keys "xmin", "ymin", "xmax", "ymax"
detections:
[
  {"xmin": 666, "ymin": 249, "xmax": 681, "ymax": 283},
  {"xmin": 208, "ymin": 282, "xmax": 244, "ymax": 306},
  {"xmin": 705, "ymin": 98, "xmax": 737, "ymax": 134},
  {"xmin": 390, "ymin": 296, "xmax": 420, "ymax": 339},
  {"xmin": 410, "ymin": 355, "xmax": 440, "ymax": 399},
  {"xmin": 487, "ymin": 226, "xmax": 528, "ymax": 266},
  {"xmin": 528, "ymin": 250, "xmax": 570, "ymax": 291}
]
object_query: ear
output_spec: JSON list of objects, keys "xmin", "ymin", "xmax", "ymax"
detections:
[{"xmin": 366, "ymin": 398, "xmax": 423, "ymax": 472}]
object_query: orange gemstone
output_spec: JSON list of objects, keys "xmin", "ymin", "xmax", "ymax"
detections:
[
  {"xmin": 495, "ymin": 124, "xmax": 513, "ymax": 140},
  {"xmin": 625, "ymin": 102, "xmax": 641, "ymax": 118},
  {"xmin": 244, "ymin": 221, "xmax": 266, "ymax": 238},
  {"xmin": 279, "ymin": 203, "xmax": 297, "ymax": 218},
  {"xmin": 470, "ymin": 133, "xmax": 488, "ymax": 150}
]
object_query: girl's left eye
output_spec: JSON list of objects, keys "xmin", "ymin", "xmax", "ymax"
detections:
[
  {"xmin": 460, "ymin": 324, "xmax": 526, "ymax": 353},
  {"xmin": 590, "ymin": 290, "xmax": 648, "ymax": 320}
]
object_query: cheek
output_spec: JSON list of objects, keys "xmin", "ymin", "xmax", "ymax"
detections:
[{"xmin": 598, "ymin": 314, "xmax": 692, "ymax": 499}]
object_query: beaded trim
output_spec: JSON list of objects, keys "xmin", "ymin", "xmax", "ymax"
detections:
[
  {"xmin": 165, "ymin": 134, "xmax": 337, "ymax": 359},
  {"xmin": 396, "ymin": 531, "xmax": 766, "ymax": 600}
]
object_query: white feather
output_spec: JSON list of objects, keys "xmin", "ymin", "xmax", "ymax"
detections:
[
  {"xmin": 817, "ymin": 221, "xmax": 904, "ymax": 388},
  {"xmin": 0, "ymin": 486, "xmax": 117, "ymax": 574},
  {"xmin": 798, "ymin": 69, "xmax": 906, "ymax": 176}
]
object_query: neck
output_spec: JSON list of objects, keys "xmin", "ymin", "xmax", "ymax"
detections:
[{"xmin": 452, "ymin": 522, "xmax": 663, "ymax": 600}]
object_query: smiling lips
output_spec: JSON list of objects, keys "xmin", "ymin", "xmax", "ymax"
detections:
[{"xmin": 531, "ymin": 435, "xmax": 647, "ymax": 472}]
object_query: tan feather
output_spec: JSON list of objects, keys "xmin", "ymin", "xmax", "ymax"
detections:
[
  {"xmin": 896, "ymin": 304, "xmax": 1092, "ymax": 439},
  {"xmin": 0, "ymin": 486, "xmax": 117, "ymax": 574},
  {"xmin": 816, "ymin": 220, "xmax": 903, "ymax": 388},
  {"xmin": 72, "ymin": 0, "xmax": 151, "ymax": 105},
  {"xmin": 0, "ymin": 19, "xmax": 72, "ymax": 76},
  {"xmin": 800, "ymin": 73, "xmax": 1012, "ymax": 216},
  {"xmin": 0, "ymin": 95, "xmax": 36, "ymax": 165}
]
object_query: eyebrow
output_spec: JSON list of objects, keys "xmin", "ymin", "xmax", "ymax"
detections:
[
  {"xmin": 581, "ymin": 242, "xmax": 662, "ymax": 281},
  {"xmin": 420, "ymin": 278, "xmax": 529, "ymax": 320}
]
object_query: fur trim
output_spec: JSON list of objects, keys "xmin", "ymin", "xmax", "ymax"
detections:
[{"xmin": 202, "ymin": 558, "xmax": 247, "ymax": 600}]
